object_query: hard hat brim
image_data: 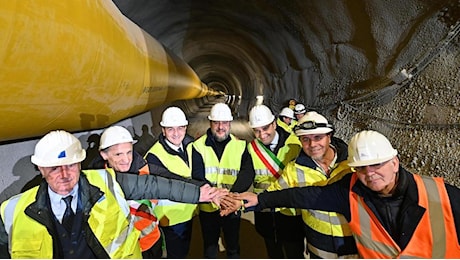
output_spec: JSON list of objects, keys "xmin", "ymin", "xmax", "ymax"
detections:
[
  {"xmin": 99, "ymin": 140, "xmax": 137, "ymax": 150},
  {"xmin": 348, "ymin": 151, "xmax": 397, "ymax": 167},
  {"xmin": 208, "ymin": 115, "xmax": 233, "ymax": 121},
  {"xmin": 160, "ymin": 121, "xmax": 189, "ymax": 127}
]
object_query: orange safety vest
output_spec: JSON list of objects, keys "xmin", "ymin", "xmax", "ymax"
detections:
[
  {"xmin": 115, "ymin": 164, "xmax": 160, "ymax": 251},
  {"xmin": 349, "ymin": 173, "xmax": 460, "ymax": 258}
]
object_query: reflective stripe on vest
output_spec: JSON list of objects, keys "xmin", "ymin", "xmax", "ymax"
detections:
[
  {"xmin": 0, "ymin": 169, "xmax": 142, "ymax": 258},
  {"xmin": 194, "ymin": 134, "xmax": 246, "ymax": 212},
  {"xmin": 349, "ymin": 173, "xmax": 460, "ymax": 258},
  {"xmin": 107, "ymin": 163, "xmax": 159, "ymax": 251},
  {"xmin": 128, "ymin": 199, "xmax": 160, "ymax": 251},
  {"xmin": 268, "ymin": 159, "xmax": 356, "ymax": 258},
  {"xmin": 298, "ymin": 161, "xmax": 353, "ymax": 235},
  {"xmin": 144, "ymin": 142, "xmax": 198, "ymax": 226}
]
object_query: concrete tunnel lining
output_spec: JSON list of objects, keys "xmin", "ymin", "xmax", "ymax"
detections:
[
  {"xmin": 111, "ymin": 0, "xmax": 460, "ymax": 187},
  {"xmin": 0, "ymin": 4, "xmax": 459, "ymax": 256}
]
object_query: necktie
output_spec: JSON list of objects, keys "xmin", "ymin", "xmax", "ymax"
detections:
[
  {"xmin": 178, "ymin": 147, "xmax": 184, "ymax": 155},
  {"xmin": 62, "ymin": 195, "xmax": 74, "ymax": 233}
]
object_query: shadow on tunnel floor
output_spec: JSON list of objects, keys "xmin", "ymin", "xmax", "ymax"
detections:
[{"xmin": 188, "ymin": 212, "xmax": 268, "ymax": 259}]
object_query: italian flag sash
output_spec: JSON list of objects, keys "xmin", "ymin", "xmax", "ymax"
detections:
[{"xmin": 250, "ymin": 139, "xmax": 285, "ymax": 179}]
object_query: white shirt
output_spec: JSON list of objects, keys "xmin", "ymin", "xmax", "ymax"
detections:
[
  {"xmin": 270, "ymin": 132, "xmax": 280, "ymax": 151},
  {"xmin": 49, "ymin": 184, "xmax": 78, "ymax": 223},
  {"xmin": 165, "ymin": 138, "xmax": 184, "ymax": 153}
]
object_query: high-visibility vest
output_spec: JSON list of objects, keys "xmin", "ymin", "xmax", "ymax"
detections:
[
  {"xmin": 276, "ymin": 118, "xmax": 295, "ymax": 133},
  {"xmin": 268, "ymin": 160, "xmax": 357, "ymax": 258},
  {"xmin": 277, "ymin": 118, "xmax": 297, "ymax": 132},
  {"xmin": 193, "ymin": 134, "xmax": 246, "ymax": 212},
  {"xmin": 248, "ymin": 133, "xmax": 300, "ymax": 194},
  {"xmin": 0, "ymin": 169, "xmax": 141, "ymax": 258},
  {"xmin": 144, "ymin": 142, "xmax": 198, "ymax": 226},
  {"xmin": 107, "ymin": 164, "xmax": 159, "ymax": 252},
  {"xmin": 349, "ymin": 173, "xmax": 460, "ymax": 258}
]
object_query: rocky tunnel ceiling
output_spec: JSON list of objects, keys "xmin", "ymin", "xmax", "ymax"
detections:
[{"xmin": 112, "ymin": 0, "xmax": 460, "ymax": 186}]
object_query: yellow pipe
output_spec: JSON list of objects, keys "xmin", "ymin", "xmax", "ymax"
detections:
[{"xmin": 0, "ymin": 0, "xmax": 214, "ymax": 142}]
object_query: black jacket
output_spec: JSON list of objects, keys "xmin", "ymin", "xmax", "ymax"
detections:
[{"xmin": 257, "ymin": 165, "xmax": 460, "ymax": 250}]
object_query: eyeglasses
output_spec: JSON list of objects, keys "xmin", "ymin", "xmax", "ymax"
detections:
[
  {"xmin": 294, "ymin": 121, "xmax": 333, "ymax": 132},
  {"xmin": 351, "ymin": 160, "xmax": 391, "ymax": 173}
]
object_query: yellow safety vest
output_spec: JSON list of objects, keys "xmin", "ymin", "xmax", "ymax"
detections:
[
  {"xmin": 0, "ymin": 169, "xmax": 141, "ymax": 259},
  {"xmin": 276, "ymin": 118, "xmax": 297, "ymax": 133},
  {"xmin": 193, "ymin": 134, "xmax": 246, "ymax": 212},
  {"xmin": 248, "ymin": 133, "xmax": 301, "ymax": 194},
  {"xmin": 144, "ymin": 142, "xmax": 198, "ymax": 226},
  {"xmin": 268, "ymin": 160, "xmax": 357, "ymax": 258}
]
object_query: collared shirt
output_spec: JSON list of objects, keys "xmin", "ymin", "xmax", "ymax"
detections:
[
  {"xmin": 270, "ymin": 132, "xmax": 280, "ymax": 151},
  {"xmin": 165, "ymin": 138, "xmax": 184, "ymax": 153},
  {"xmin": 49, "ymin": 184, "xmax": 79, "ymax": 223},
  {"xmin": 312, "ymin": 145, "xmax": 338, "ymax": 177}
]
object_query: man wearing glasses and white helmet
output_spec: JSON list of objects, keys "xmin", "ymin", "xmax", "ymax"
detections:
[{"xmin": 235, "ymin": 130, "xmax": 460, "ymax": 258}]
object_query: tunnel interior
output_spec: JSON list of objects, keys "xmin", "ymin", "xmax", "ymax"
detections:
[
  {"xmin": 112, "ymin": 0, "xmax": 460, "ymax": 186},
  {"xmin": 0, "ymin": 2, "xmax": 459, "ymax": 257}
]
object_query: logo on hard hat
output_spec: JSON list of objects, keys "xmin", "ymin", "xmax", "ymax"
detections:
[{"xmin": 58, "ymin": 151, "xmax": 67, "ymax": 158}]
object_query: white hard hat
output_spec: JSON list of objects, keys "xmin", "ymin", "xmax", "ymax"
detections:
[
  {"xmin": 248, "ymin": 105, "xmax": 275, "ymax": 128},
  {"xmin": 160, "ymin": 107, "xmax": 188, "ymax": 127},
  {"xmin": 294, "ymin": 111, "xmax": 333, "ymax": 136},
  {"xmin": 294, "ymin": 103, "xmax": 307, "ymax": 115},
  {"xmin": 208, "ymin": 103, "xmax": 233, "ymax": 121},
  {"xmin": 348, "ymin": 130, "xmax": 398, "ymax": 167},
  {"xmin": 31, "ymin": 130, "xmax": 86, "ymax": 167},
  {"xmin": 279, "ymin": 107, "xmax": 295, "ymax": 119},
  {"xmin": 99, "ymin": 126, "xmax": 136, "ymax": 150}
]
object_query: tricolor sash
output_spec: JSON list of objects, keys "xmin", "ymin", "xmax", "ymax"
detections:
[{"xmin": 250, "ymin": 139, "xmax": 285, "ymax": 179}]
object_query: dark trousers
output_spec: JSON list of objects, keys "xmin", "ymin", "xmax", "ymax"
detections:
[
  {"xmin": 161, "ymin": 220, "xmax": 193, "ymax": 258},
  {"xmin": 141, "ymin": 236, "xmax": 163, "ymax": 259},
  {"xmin": 255, "ymin": 211, "xmax": 306, "ymax": 259},
  {"xmin": 199, "ymin": 210, "xmax": 241, "ymax": 258}
]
